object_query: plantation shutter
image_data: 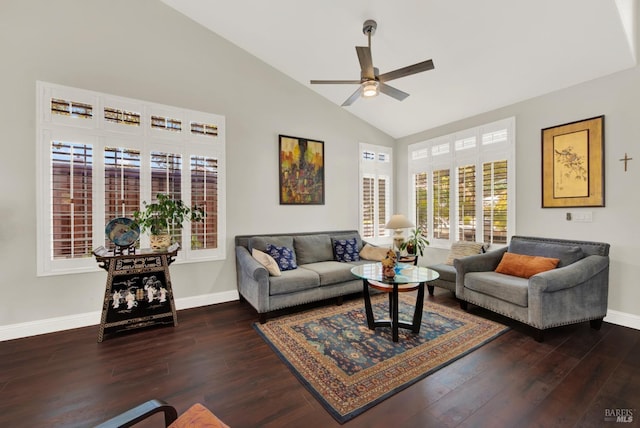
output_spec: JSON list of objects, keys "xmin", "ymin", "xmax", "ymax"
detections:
[
  {"xmin": 432, "ymin": 169, "xmax": 450, "ymax": 240},
  {"xmin": 51, "ymin": 141, "xmax": 93, "ymax": 259},
  {"xmin": 361, "ymin": 176, "xmax": 375, "ymax": 239},
  {"xmin": 414, "ymin": 172, "xmax": 428, "ymax": 235},
  {"xmin": 151, "ymin": 152, "xmax": 182, "ymax": 243},
  {"xmin": 377, "ymin": 177, "xmax": 388, "ymax": 237},
  {"xmin": 483, "ymin": 160, "xmax": 508, "ymax": 244},
  {"xmin": 190, "ymin": 156, "xmax": 218, "ymax": 250},
  {"xmin": 457, "ymin": 164, "xmax": 476, "ymax": 241}
]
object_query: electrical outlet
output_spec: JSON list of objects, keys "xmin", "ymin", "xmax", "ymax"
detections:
[{"xmin": 566, "ymin": 212, "xmax": 572, "ymax": 221}]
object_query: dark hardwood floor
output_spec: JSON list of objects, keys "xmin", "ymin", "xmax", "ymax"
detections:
[{"xmin": 0, "ymin": 288, "xmax": 638, "ymax": 428}]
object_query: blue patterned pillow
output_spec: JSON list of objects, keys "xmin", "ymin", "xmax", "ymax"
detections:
[
  {"xmin": 333, "ymin": 237, "xmax": 360, "ymax": 262},
  {"xmin": 266, "ymin": 243, "xmax": 298, "ymax": 271}
]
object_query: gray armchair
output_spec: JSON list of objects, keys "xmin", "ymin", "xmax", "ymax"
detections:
[{"xmin": 454, "ymin": 236, "xmax": 610, "ymax": 341}]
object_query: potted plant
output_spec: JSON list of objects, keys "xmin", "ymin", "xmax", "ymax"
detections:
[
  {"xmin": 399, "ymin": 227, "xmax": 429, "ymax": 256},
  {"xmin": 133, "ymin": 193, "xmax": 204, "ymax": 250}
]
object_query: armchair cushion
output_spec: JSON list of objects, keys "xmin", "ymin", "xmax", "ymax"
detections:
[
  {"xmin": 495, "ymin": 252, "xmax": 560, "ymax": 279},
  {"xmin": 508, "ymin": 240, "xmax": 584, "ymax": 267},
  {"xmin": 170, "ymin": 403, "xmax": 229, "ymax": 428}
]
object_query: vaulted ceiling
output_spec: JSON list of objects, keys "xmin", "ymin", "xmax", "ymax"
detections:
[{"xmin": 161, "ymin": 0, "xmax": 637, "ymax": 138}]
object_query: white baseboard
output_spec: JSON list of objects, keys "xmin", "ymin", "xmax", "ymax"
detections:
[
  {"xmin": 1, "ymin": 298, "xmax": 635, "ymax": 342},
  {"xmin": 0, "ymin": 290, "xmax": 239, "ymax": 342},
  {"xmin": 604, "ymin": 309, "xmax": 640, "ymax": 330}
]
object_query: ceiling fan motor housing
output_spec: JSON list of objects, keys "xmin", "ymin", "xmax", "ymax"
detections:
[{"xmin": 362, "ymin": 19, "xmax": 377, "ymax": 36}]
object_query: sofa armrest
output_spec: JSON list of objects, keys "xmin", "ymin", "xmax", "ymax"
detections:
[
  {"xmin": 529, "ymin": 255, "xmax": 610, "ymax": 293},
  {"xmin": 236, "ymin": 246, "xmax": 268, "ymax": 282},
  {"xmin": 454, "ymin": 247, "xmax": 507, "ymax": 274},
  {"xmin": 235, "ymin": 246, "xmax": 270, "ymax": 313}
]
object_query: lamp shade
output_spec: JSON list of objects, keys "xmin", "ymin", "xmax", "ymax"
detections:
[{"xmin": 385, "ymin": 214, "xmax": 414, "ymax": 230}]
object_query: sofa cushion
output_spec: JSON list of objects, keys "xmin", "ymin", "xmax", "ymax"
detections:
[
  {"xmin": 495, "ymin": 252, "xmax": 559, "ymax": 278},
  {"xmin": 427, "ymin": 263, "xmax": 456, "ymax": 283},
  {"xmin": 294, "ymin": 234, "xmax": 333, "ymax": 265},
  {"xmin": 359, "ymin": 243, "xmax": 389, "ymax": 261},
  {"xmin": 332, "ymin": 237, "xmax": 360, "ymax": 262},
  {"xmin": 268, "ymin": 268, "xmax": 320, "ymax": 295},
  {"xmin": 445, "ymin": 241, "xmax": 486, "ymax": 265},
  {"xmin": 508, "ymin": 240, "xmax": 584, "ymax": 267},
  {"xmin": 252, "ymin": 249, "xmax": 281, "ymax": 276},
  {"xmin": 301, "ymin": 261, "xmax": 357, "ymax": 286},
  {"xmin": 249, "ymin": 236, "xmax": 294, "ymax": 253},
  {"xmin": 465, "ymin": 271, "xmax": 529, "ymax": 307},
  {"xmin": 331, "ymin": 233, "xmax": 362, "ymax": 252},
  {"xmin": 266, "ymin": 243, "xmax": 298, "ymax": 271}
]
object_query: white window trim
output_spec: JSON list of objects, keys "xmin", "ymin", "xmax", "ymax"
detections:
[
  {"xmin": 359, "ymin": 143, "xmax": 393, "ymax": 245},
  {"xmin": 407, "ymin": 117, "xmax": 516, "ymax": 249},
  {"xmin": 36, "ymin": 81, "xmax": 226, "ymax": 276}
]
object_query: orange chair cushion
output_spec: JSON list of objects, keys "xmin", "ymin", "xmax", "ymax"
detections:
[
  {"xmin": 495, "ymin": 252, "xmax": 560, "ymax": 279},
  {"xmin": 169, "ymin": 403, "xmax": 229, "ymax": 428}
]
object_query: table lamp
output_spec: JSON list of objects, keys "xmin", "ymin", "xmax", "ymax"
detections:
[{"xmin": 385, "ymin": 214, "xmax": 415, "ymax": 252}]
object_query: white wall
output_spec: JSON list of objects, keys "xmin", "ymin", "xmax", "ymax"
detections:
[
  {"xmin": 0, "ymin": 0, "xmax": 393, "ymax": 333},
  {"xmin": 2, "ymin": 0, "xmax": 638, "ymax": 337},
  {"xmin": 396, "ymin": 65, "xmax": 640, "ymax": 322}
]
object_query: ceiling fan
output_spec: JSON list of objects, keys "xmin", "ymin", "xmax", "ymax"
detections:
[{"xmin": 310, "ymin": 19, "xmax": 435, "ymax": 106}]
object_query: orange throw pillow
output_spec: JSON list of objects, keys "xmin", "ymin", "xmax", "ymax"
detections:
[{"xmin": 495, "ymin": 252, "xmax": 560, "ymax": 279}]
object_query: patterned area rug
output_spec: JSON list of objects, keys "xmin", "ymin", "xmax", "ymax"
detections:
[{"xmin": 254, "ymin": 294, "xmax": 509, "ymax": 424}]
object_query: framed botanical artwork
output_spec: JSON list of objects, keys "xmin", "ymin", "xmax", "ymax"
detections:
[
  {"xmin": 279, "ymin": 135, "xmax": 325, "ymax": 205},
  {"xmin": 541, "ymin": 116, "xmax": 605, "ymax": 208}
]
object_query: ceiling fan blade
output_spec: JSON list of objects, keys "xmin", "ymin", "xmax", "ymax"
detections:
[
  {"xmin": 379, "ymin": 83, "xmax": 410, "ymax": 101},
  {"xmin": 378, "ymin": 59, "xmax": 434, "ymax": 83},
  {"xmin": 310, "ymin": 80, "xmax": 361, "ymax": 85},
  {"xmin": 356, "ymin": 46, "xmax": 374, "ymax": 79},
  {"xmin": 341, "ymin": 87, "xmax": 362, "ymax": 106}
]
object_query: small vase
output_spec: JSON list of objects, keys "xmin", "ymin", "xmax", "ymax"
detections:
[
  {"xmin": 383, "ymin": 264, "xmax": 396, "ymax": 279},
  {"xmin": 150, "ymin": 234, "xmax": 171, "ymax": 250}
]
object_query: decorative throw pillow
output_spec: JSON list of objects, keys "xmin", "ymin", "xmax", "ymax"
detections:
[
  {"xmin": 265, "ymin": 243, "xmax": 298, "ymax": 271},
  {"xmin": 333, "ymin": 237, "xmax": 360, "ymax": 262},
  {"xmin": 252, "ymin": 249, "xmax": 281, "ymax": 277},
  {"xmin": 359, "ymin": 243, "xmax": 389, "ymax": 261},
  {"xmin": 495, "ymin": 252, "xmax": 560, "ymax": 279},
  {"xmin": 445, "ymin": 241, "xmax": 486, "ymax": 265}
]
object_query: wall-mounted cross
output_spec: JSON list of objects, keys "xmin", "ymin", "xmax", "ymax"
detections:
[{"xmin": 619, "ymin": 153, "xmax": 633, "ymax": 172}]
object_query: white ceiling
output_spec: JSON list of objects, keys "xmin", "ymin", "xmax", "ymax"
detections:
[{"xmin": 161, "ymin": 0, "xmax": 637, "ymax": 139}]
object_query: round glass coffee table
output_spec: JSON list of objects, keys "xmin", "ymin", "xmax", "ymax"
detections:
[{"xmin": 351, "ymin": 262, "xmax": 440, "ymax": 342}]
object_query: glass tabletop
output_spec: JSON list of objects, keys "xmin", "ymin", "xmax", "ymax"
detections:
[{"xmin": 350, "ymin": 262, "xmax": 440, "ymax": 284}]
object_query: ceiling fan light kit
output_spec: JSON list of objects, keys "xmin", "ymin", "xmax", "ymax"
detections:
[
  {"xmin": 310, "ymin": 19, "xmax": 435, "ymax": 106},
  {"xmin": 362, "ymin": 81, "xmax": 379, "ymax": 97}
]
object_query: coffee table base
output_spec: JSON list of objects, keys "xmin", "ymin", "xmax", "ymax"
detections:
[{"xmin": 362, "ymin": 279, "xmax": 426, "ymax": 342}]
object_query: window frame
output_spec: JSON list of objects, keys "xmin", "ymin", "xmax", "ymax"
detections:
[
  {"xmin": 36, "ymin": 81, "xmax": 226, "ymax": 276},
  {"xmin": 359, "ymin": 143, "xmax": 393, "ymax": 244},
  {"xmin": 407, "ymin": 117, "xmax": 516, "ymax": 249}
]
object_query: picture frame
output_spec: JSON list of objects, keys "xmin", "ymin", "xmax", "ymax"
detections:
[
  {"xmin": 279, "ymin": 134, "xmax": 325, "ymax": 205},
  {"xmin": 541, "ymin": 115, "xmax": 605, "ymax": 208}
]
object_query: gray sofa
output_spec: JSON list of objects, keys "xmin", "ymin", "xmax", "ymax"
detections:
[
  {"xmin": 235, "ymin": 230, "xmax": 373, "ymax": 323},
  {"xmin": 454, "ymin": 235, "xmax": 610, "ymax": 341}
]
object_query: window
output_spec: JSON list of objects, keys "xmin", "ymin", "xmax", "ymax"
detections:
[
  {"xmin": 408, "ymin": 118, "xmax": 515, "ymax": 248},
  {"xmin": 37, "ymin": 81, "xmax": 226, "ymax": 275},
  {"xmin": 359, "ymin": 143, "xmax": 392, "ymax": 242}
]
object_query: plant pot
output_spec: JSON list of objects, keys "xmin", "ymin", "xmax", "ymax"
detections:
[{"xmin": 150, "ymin": 234, "xmax": 171, "ymax": 250}]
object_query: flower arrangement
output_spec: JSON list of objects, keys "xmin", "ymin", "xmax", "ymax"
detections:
[{"xmin": 381, "ymin": 249, "xmax": 397, "ymax": 278}]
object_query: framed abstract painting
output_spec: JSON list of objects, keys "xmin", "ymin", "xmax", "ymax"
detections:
[
  {"xmin": 541, "ymin": 115, "xmax": 605, "ymax": 208},
  {"xmin": 279, "ymin": 134, "xmax": 325, "ymax": 205}
]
